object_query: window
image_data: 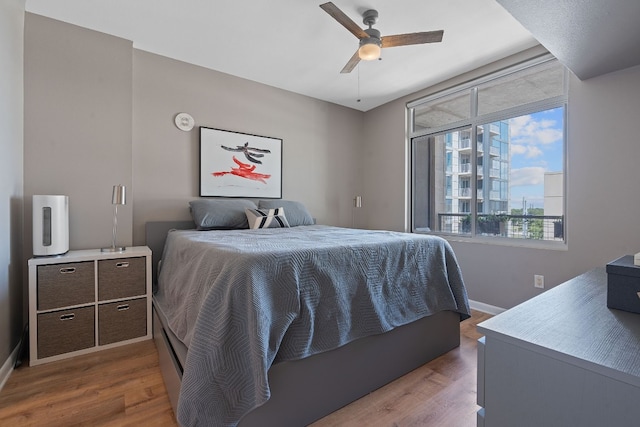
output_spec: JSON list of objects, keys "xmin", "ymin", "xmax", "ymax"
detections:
[{"xmin": 410, "ymin": 58, "xmax": 567, "ymax": 244}]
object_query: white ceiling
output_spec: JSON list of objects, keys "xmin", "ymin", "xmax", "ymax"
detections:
[
  {"xmin": 24, "ymin": 0, "xmax": 539, "ymax": 112},
  {"xmin": 497, "ymin": 0, "xmax": 640, "ymax": 81}
]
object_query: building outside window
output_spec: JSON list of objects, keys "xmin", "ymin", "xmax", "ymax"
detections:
[{"xmin": 410, "ymin": 57, "xmax": 567, "ymax": 244}]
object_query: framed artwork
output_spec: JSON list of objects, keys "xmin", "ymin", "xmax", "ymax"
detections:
[{"xmin": 199, "ymin": 127, "xmax": 282, "ymax": 198}]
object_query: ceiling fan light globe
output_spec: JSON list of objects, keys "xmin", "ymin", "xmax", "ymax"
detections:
[{"xmin": 358, "ymin": 41, "xmax": 381, "ymax": 61}]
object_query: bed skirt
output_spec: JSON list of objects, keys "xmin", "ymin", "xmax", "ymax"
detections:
[{"xmin": 153, "ymin": 299, "xmax": 460, "ymax": 426}]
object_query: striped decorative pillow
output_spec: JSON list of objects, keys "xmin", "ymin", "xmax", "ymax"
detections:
[{"xmin": 245, "ymin": 208, "xmax": 290, "ymax": 229}]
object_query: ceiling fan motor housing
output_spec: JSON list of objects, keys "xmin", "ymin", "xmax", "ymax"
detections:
[
  {"xmin": 360, "ymin": 28, "xmax": 382, "ymax": 48},
  {"xmin": 362, "ymin": 9, "xmax": 379, "ymax": 27}
]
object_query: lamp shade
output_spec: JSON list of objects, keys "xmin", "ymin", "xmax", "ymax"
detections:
[
  {"xmin": 111, "ymin": 185, "xmax": 126, "ymax": 205},
  {"xmin": 358, "ymin": 41, "xmax": 381, "ymax": 60}
]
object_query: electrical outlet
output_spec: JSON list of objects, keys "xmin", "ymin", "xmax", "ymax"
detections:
[{"xmin": 534, "ymin": 274, "xmax": 544, "ymax": 289}]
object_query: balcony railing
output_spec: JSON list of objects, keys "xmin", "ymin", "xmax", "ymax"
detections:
[
  {"xmin": 436, "ymin": 213, "xmax": 564, "ymax": 241},
  {"xmin": 459, "ymin": 139, "xmax": 471, "ymax": 150},
  {"xmin": 459, "ymin": 188, "xmax": 471, "ymax": 198},
  {"xmin": 459, "ymin": 163, "xmax": 471, "ymax": 174}
]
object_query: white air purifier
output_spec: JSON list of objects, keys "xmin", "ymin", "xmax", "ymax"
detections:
[{"xmin": 33, "ymin": 195, "xmax": 69, "ymax": 256}]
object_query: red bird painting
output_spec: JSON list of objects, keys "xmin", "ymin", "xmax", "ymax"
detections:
[{"xmin": 212, "ymin": 156, "xmax": 271, "ymax": 184}]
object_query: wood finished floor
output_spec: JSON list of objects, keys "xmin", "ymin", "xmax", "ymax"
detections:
[{"xmin": 0, "ymin": 310, "xmax": 491, "ymax": 426}]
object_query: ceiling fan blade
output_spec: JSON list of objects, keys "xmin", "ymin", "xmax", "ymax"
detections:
[
  {"xmin": 382, "ymin": 30, "xmax": 444, "ymax": 48},
  {"xmin": 320, "ymin": 2, "xmax": 368, "ymax": 39},
  {"xmin": 340, "ymin": 50, "xmax": 361, "ymax": 74}
]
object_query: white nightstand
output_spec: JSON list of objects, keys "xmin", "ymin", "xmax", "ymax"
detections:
[{"xmin": 28, "ymin": 246, "xmax": 152, "ymax": 366}]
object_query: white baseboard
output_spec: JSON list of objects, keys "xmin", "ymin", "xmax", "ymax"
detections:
[
  {"xmin": 0, "ymin": 343, "xmax": 20, "ymax": 393},
  {"xmin": 469, "ymin": 299, "xmax": 506, "ymax": 316}
]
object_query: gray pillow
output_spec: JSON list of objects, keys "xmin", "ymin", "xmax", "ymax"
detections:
[
  {"xmin": 189, "ymin": 199, "xmax": 257, "ymax": 230},
  {"xmin": 258, "ymin": 200, "xmax": 314, "ymax": 226}
]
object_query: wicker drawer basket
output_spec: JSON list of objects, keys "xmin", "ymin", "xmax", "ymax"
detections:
[
  {"xmin": 37, "ymin": 305, "xmax": 95, "ymax": 358},
  {"xmin": 37, "ymin": 261, "xmax": 94, "ymax": 310},
  {"xmin": 98, "ymin": 297, "xmax": 147, "ymax": 345},
  {"xmin": 98, "ymin": 257, "xmax": 146, "ymax": 300}
]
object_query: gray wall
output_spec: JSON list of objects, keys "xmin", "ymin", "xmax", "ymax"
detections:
[
  {"xmin": 361, "ymin": 47, "xmax": 640, "ymax": 309},
  {"xmin": 132, "ymin": 51, "xmax": 364, "ymax": 244},
  {"xmin": 24, "ymin": 13, "xmax": 133, "ymax": 254},
  {"xmin": 0, "ymin": 0, "xmax": 25, "ymax": 366}
]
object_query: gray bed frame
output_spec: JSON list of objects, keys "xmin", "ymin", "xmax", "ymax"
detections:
[{"xmin": 146, "ymin": 221, "xmax": 461, "ymax": 426}]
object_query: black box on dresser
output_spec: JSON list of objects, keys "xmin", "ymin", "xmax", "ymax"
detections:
[{"xmin": 606, "ymin": 255, "xmax": 640, "ymax": 314}]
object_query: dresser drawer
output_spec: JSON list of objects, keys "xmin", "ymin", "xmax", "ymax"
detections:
[
  {"xmin": 98, "ymin": 257, "xmax": 146, "ymax": 300},
  {"xmin": 98, "ymin": 297, "xmax": 147, "ymax": 345},
  {"xmin": 37, "ymin": 262, "xmax": 95, "ymax": 310},
  {"xmin": 37, "ymin": 306, "xmax": 95, "ymax": 358}
]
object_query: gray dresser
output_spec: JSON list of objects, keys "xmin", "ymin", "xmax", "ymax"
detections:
[{"xmin": 477, "ymin": 268, "xmax": 640, "ymax": 427}]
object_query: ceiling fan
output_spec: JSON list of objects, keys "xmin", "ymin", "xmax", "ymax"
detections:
[{"xmin": 320, "ymin": 2, "xmax": 444, "ymax": 73}]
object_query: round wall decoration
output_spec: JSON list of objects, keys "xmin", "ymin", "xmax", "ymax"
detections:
[{"xmin": 174, "ymin": 113, "xmax": 195, "ymax": 131}]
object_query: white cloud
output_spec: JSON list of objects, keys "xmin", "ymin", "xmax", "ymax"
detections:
[
  {"xmin": 511, "ymin": 144, "xmax": 527, "ymax": 155},
  {"xmin": 509, "ymin": 115, "xmax": 532, "ymax": 137},
  {"xmin": 536, "ymin": 128, "xmax": 563, "ymax": 144},
  {"xmin": 526, "ymin": 145, "xmax": 543, "ymax": 158},
  {"xmin": 510, "ymin": 166, "xmax": 545, "ymax": 187},
  {"xmin": 512, "ymin": 144, "xmax": 543, "ymax": 158},
  {"xmin": 509, "ymin": 115, "xmax": 562, "ymax": 146}
]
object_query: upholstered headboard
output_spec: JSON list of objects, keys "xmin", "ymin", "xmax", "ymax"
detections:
[{"xmin": 145, "ymin": 220, "xmax": 195, "ymax": 285}]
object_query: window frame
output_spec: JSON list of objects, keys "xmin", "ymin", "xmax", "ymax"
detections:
[{"xmin": 408, "ymin": 55, "xmax": 569, "ymax": 249}]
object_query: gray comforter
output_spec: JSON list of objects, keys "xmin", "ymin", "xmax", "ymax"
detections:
[{"xmin": 155, "ymin": 225, "xmax": 470, "ymax": 427}]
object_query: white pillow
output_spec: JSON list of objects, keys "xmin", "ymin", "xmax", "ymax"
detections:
[{"xmin": 245, "ymin": 208, "xmax": 290, "ymax": 229}]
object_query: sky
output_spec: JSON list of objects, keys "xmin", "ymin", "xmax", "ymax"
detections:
[{"xmin": 507, "ymin": 107, "xmax": 564, "ymax": 212}]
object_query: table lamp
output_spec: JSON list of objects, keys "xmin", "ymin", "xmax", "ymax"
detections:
[{"xmin": 102, "ymin": 184, "xmax": 126, "ymax": 252}]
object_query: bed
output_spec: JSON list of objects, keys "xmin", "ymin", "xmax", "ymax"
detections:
[{"xmin": 147, "ymin": 200, "xmax": 470, "ymax": 427}]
